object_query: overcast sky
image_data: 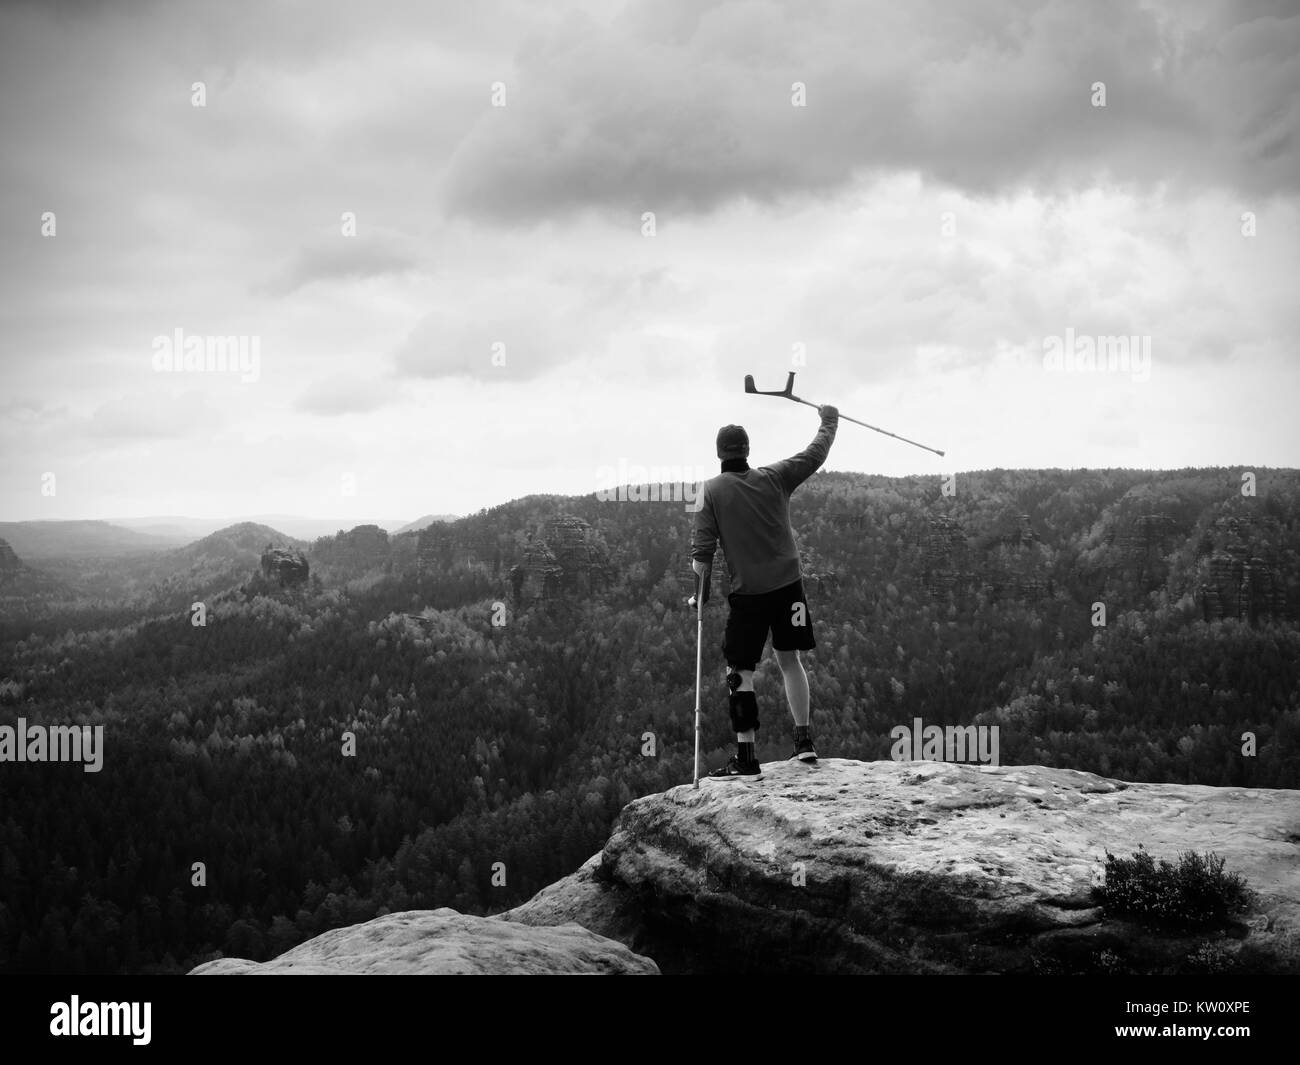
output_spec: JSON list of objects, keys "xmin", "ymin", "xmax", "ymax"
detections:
[{"xmin": 2, "ymin": 0, "xmax": 1297, "ymax": 523}]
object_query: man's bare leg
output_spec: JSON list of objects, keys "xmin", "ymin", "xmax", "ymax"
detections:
[{"xmin": 775, "ymin": 649, "xmax": 810, "ymax": 726}]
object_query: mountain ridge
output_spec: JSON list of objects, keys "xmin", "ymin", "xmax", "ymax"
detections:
[{"xmin": 4, "ymin": 465, "xmax": 1298, "ymax": 974}]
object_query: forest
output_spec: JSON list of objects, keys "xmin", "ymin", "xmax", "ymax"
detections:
[{"xmin": 0, "ymin": 466, "xmax": 1297, "ymax": 973}]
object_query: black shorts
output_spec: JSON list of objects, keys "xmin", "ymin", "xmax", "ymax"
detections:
[{"xmin": 722, "ymin": 579, "xmax": 815, "ymax": 671}]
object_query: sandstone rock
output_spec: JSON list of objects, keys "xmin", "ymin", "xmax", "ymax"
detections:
[
  {"xmin": 923, "ymin": 516, "xmax": 970, "ymax": 597},
  {"xmin": 516, "ymin": 533, "xmax": 562, "ymax": 600},
  {"xmin": 512, "ymin": 516, "xmax": 613, "ymax": 602},
  {"xmin": 1197, "ymin": 515, "xmax": 1288, "ymax": 621},
  {"xmin": 504, "ymin": 759, "xmax": 1300, "ymax": 974},
  {"xmin": 190, "ymin": 907, "xmax": 657, "ymax": 975},
  {"xmin": 260, "ymin": 544, "xmax": 309, "ymax": 587}
]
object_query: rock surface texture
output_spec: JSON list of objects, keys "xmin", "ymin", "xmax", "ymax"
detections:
[
  {"xmin": 191, "ymin": 908, "xmax": 657, "ymax": 974},
  {"xmin": 503, "ymin": 759, "xmax": 1299, "ymax": 974}
]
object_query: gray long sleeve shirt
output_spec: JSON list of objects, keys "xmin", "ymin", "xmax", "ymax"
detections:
[{"xmin": 691, "ymin": 410, "xmax": 838, "ymax": 596}]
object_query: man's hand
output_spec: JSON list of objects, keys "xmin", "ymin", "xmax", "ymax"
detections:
[
  {"xmin": 819, "ymin": 404, "xmax": 839, "ymax": 419},
  {"xmin": 689, "ymin": 559, "xmax": 711, "ymax": 609}
]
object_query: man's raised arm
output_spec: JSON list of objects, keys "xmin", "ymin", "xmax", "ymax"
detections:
[{"xmin": 768, "ymin": 405, "xmax": 839, "ymax": 493}]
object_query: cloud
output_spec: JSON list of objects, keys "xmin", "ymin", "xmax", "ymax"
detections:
[
  {"xmin": 442, "ymin": 0, "xmax": 1300, "ymax": 224},
  {"xmin": 392, "ymin": 289, "xmax": 584, "ymax": 382},
  {"xmin": 81, "ymin": 390, "xmax": 223, "ymax": 441},
  {"xmin": 257, "ymin": 232, "xmax": 422, "ymax": 297},
  {"xmin": 293, "ymin": 373, "xmax": 393, "ymax": 415},
  {"xmin": 0, "ymin": 0, "xmax": 1296, "ymax": 521},
  {"xmin": 390, "ymin": 264, "xmax": 702, "ymax": 383}
]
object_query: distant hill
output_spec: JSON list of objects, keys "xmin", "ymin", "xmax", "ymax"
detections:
[
  {"xmin": 394, "ymin": 514, "xmax": 458, "ymax": 535},
  {"xmin": 0, "ymin": 520, "xmax": 174, "ymax": 559},
  {"xmin": 2, "ymin": 516, "xmax": 424, "ymax": 556},
  {"xmin": 309, "ymin": 524, "xmax": 398, "ymax": 586},
  {"xmin": 141, "ymin": 522, "xmax": 312, "ymax": 605},
  {"xmin": 117, "ymin": 523, "xmax": 203, "ymax": 544},
  {"xmin": 239, "ymin": 515, "xmax": 412, "ymax": 540},
  {"xmin": 1, "ymin": 519, "xmax": 415, "ymax": 610},
  {"xmin": 108, "ymin": 515, "xmax": 414, "ymax": 543},
  {"xmin": 167, "ymin": 521, "xmax": 308, "ymax": 561}
]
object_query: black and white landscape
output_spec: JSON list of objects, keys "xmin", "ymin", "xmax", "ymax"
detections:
[{"xmin": 1, "ymin": 0, "xmax": 1297, "ymax": 995}]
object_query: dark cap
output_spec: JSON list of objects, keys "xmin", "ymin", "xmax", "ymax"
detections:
[{"xmin": 716, "ymin": 424, "xmax": 749, "ymax": 459}]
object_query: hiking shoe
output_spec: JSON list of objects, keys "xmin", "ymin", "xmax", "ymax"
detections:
[
  {"xmin": 792, "ymin": 726, "xmax": 818, "ymax": 763},
  {"xmin": 707, "ymin": 755, "xmax": 763, "ymax": 780}
]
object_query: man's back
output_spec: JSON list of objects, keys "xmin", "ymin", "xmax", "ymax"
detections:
[{"xmin": 692, "ymin": 409, "xmax": 837, "ymax": 596}]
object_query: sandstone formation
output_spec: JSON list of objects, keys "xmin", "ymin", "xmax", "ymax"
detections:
[
  {"xmin": 980, "ymin": 513, "xmax": 1050, "ymax": 599},
  {"xmin": 1106, "ymin": 513, "xmax": 1179, "ymax": 569},
  {"xmin": 922, "ymin": 515, "xmax": 971, "ymax": 597},
  {"xmin": 189, "ymin": 760, "xmax": 1297, "ymax": 976},
  {"xmin": 1197, "ymin": 515, "xmax": 1287, "ymax": 622},
  {"xmin": 419, "ymin": 513, "xmax": 613, "ymax": 603},
  {"xmin": 190, "ymin": 907, "xmax": 657, "ymax": 975},
  {"xmin": 260, "ymin": 544, "xmax": 309, "ymax": 588},
  {"xmin": 796, "ymin": 545, "xmax": 841, "ymax": 595},
  {"xmin": 509, "ymin": 516, "xmax": 613, "ymax": 602},
  {"xmin": 998, "ymin": 512, "xmax": 1040, "ymax": 549},
  {"xmin": 503, "ymin": 759, "xmax": 1299, "ymax": 974}
]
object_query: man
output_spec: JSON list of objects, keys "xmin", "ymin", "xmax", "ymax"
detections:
[{"xmin": 691, "ymin": 403, "xmax": 838, "ymax": 779}]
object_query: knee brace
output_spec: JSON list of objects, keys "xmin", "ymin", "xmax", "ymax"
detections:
[{"xmin": 728, "ymin": 686, "xmax": 759, "ymax": 733}]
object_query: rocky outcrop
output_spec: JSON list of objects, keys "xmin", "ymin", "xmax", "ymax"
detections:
[
  {"xmin": 1098, "ymin": 512, "xmax": 1183, "ymax": 599},
  {"xmin": 923, "ymin": 516, "xmax": 972, "ymax": 597},
  {"xmin": 979, "ymin": 513, "xmax": 1050, "ymax": 599},
  {"xmin": 1197, "ymin": 516, "xmax": 1288, "ymax": 622},
  {"xmin": 511, "ymin": 535, "xmax": 561, "ymax": 601},
  {"xmin": 999, "ymin": 512, "xmax": 1040, "ymax": 549},
  {"xmin": 924, "ymin": 514, "xmax": 1051, "ymax": 600},
  {"xmin": 797, "ymin": 546, "xmax": 841, "ymax": 595},
  {"xmin": 190, "ymin": 908, "xmax": 657, "ymax": 975},
  {"xmin": 259, "ymin": 544, "xmax": 309, "ymax": 587},
  {"xmin": 502, "ymin": 759, "xmax": 1299, "ymax": 975},
  {"xmin": 1106, "ymin": 513, "xmax": 1178, "ymax": 563},
  {"xmin": 189, "ymin": 760, "xmax": 1297, "ymax": 976},
  {"xmin": 509, "ymin": 516, "xmax": 613, "ymax": 602}
]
